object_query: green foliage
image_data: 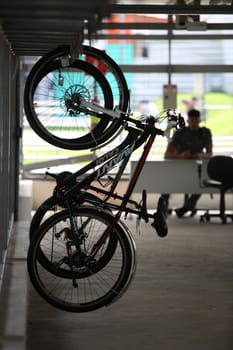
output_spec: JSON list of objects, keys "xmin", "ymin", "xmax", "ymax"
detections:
[{"xmin": 199, "ymin": 93, "xmax": 233, "ymax": 136}]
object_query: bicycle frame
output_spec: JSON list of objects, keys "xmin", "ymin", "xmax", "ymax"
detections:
[
  {"xmin": 52, "ymin": 117, "xmax": 164, "ymax": 220},
  {"xmin": 63, "ymin": 120, "xmax": 164, "ymax": 261},
  {"xmin": 43, "ymin": 106, "xmax": 183, "ymax": 237},
  {"xmin": 52, "ymin": 125, "xmax": 143, "ymax": 200},
  {"xmin": 26, "ymin": 48, "xmax": 188, "ymax": 312}
]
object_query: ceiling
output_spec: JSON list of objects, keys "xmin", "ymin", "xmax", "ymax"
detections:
[{"xmin": 0, "ymin": 0, "xmax": 232, "ymax": 56}]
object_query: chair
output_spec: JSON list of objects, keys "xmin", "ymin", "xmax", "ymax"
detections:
[{"xmin": 200, "ymin": 155, "xmax": 233, "ymax": 224}]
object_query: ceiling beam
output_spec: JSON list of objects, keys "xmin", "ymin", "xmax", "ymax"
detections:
[
  {"xmin": 119, "ymin": 64, "xmax": 233, "ymax": 73},
  {"xmin": 112, "ymin": 4, "xmax": 233, "ymax": 15},
  {"xmin": 90, "ymin": 33, "xmax": 233, "ymax": 40},
  {"xmin": 100, "ymin": 22, "xmax": 233, "ymax": 30}
]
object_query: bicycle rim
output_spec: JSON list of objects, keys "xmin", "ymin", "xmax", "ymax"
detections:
[
  {"xmin": 24, "ymin": 45, "xmax": 129, "ymax": 150},
  {"xmin": 27, "ymin": 207, "xmax": 136, "ymax": 312},
  {"xmin": 29, "ymin": 193, "xmax": 117, "ymax": 277},
  {"xmin": 24, "ymin": 59, "xmax": 114, "ymax": 150}
]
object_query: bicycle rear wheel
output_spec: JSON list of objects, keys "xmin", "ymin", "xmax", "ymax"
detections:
[
  {"xmin": 27, "ymin": 207, "xmax": 136, "ymax": 312},
  {"xmin": 24, "ymin": 45, "xmax": 129, "ymax": 150}
]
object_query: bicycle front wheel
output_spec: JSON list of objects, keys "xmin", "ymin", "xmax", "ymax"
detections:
[
  {"xmin": 24, "ymin": 45, "xmax": 129, "ymax": 150},
  {"xmin": 24, "ymin": 59, "xmax": 113, "ymax": 150},
  {"xmin": 27, "ymin": 207, "xmax": 136, "ymax": 312}
]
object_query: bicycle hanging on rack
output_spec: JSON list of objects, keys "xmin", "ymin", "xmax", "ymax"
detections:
[
  {"xmin": 24, "ymin": 45, "xmax": 129, "ymax": 150},
  {"xmin": 27, "ymin": 102, "xmax": 185, "ymax": 313}
]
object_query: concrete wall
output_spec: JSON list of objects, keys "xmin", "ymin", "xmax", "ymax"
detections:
[{"xmin": 0, "ymin": 34, "xmax": 20, "ymax": 282}]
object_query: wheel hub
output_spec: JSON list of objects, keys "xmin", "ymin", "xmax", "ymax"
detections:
[
  {"xmin": 64, "ymin": 84, "xmax": 90, "ymax": 114},
  {"xmin": 71, "ymin": 251, "xmax": 87, "ymax": 268}
]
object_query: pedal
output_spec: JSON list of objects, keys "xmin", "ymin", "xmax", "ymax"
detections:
[
  {"xmin": 152, "ymin": 211, "xmax": 168, "ymax": 237},
  {"xmin": 139, "ymin": 189, "xmax": 149, "ymax": 223},
  {"xmin": 151, "ymin": 196, "xmax": 168, "ymax": 237}
]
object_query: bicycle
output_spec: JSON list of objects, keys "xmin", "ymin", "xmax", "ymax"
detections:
[
  {"xmin": 24, "ymin": 45, "xmax": 129, "ymax": 150},
  {"xmin": 27, "ymin": 106, "xmax": 185, "ymax": 313}
]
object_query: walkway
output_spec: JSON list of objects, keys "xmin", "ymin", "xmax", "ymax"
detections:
[{"xmin": 0, "ymin": 214, "xmax": 233, "ymax": 350}]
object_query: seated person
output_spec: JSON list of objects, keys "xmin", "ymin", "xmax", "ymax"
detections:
[{"xmin": 162, "ymin": 108, "xmax": 213, "ymax": 218}]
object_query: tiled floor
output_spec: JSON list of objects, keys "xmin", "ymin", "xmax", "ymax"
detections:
[{"xmin": 0, "ymin": 214, "xmax": 233, "ymax": 350}]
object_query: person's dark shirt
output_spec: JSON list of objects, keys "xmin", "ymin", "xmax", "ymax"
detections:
[{"xmin": 171, "ymin": 126, "xmax": 212, "ymax": 154}]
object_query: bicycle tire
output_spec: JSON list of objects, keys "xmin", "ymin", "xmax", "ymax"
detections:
[
  {"xmin": 24, "ymin": 45, "xmax": 129, "ymax": 150},
  {"xmin": 29, "ymin": 191, "xmax": 104, "ymax": 240},
  {"xmin": 29, "ymin": 192, "xmax": 117, "ymax": 278},
  {"xmin": 27, "ymin": 207, "xmax": 136, "ymax": 312},
  {"xmin": 24, "ymin": 58, "xmax": 114, "ymax": 150}
]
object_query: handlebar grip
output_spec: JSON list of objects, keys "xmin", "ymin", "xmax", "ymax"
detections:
[{"xmin": 178, "ymin": 114, "xmax": 185, "ymax": 128}]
